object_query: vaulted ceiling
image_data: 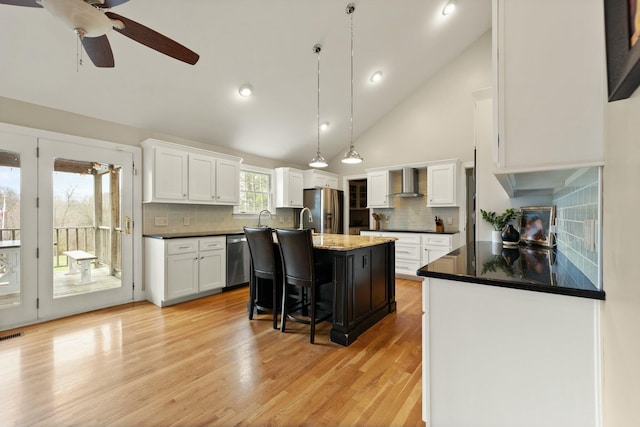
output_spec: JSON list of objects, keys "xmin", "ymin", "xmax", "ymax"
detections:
[{"xmin": 0, "ymin": 0, "xmax": 491, "ymax": 166}]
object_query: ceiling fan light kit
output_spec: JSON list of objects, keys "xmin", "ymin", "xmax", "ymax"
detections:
[
  {"xmin": 2, "ymin": 0, "xmax": 200, "ymax": 68},
  {"xmin": 342, "ymin": 2, "xmax": 363, "ymax": 165}
]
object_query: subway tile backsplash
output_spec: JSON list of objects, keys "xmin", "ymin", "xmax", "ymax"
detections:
[
  {"xmin": 552, "ymin": 167, "xmax": 601, "ymax": 288},
  {"xmin": 143, "ymin": 204, "xmax": 295, "ymax": 235},
  {"xmin": 371, "ymin": 168, "xmax": 460, "ymax": 232}
]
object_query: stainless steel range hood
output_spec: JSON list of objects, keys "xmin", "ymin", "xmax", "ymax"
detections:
[{"xmin": 391, "ymin": 167, "xmax": 423, "ymax": 198}]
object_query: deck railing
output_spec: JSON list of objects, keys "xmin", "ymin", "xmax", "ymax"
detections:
[{"xmin": 1, "ymin": 226, "xmax": 121, "ymax": 272}]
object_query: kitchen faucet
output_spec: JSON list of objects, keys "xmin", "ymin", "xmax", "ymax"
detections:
[
  {"xmin": 299, "ymin": 207, "xmax": 313, "ymax": 230},
  {"xmin": 257, "ymin": 209, "xmax": 272, "ymax": 227}
]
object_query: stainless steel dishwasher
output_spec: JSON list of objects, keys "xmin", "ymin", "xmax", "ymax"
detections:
[{"xmin": 226, "ymin": 234, "xmax": 251, "ymax": 288}]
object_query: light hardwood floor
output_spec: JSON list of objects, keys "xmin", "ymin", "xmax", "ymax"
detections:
[{"xmin": 0, "ymin": 278, "xmax": 424, "ymax": 427}]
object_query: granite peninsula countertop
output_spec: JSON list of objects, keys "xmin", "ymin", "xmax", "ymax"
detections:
[{"xmin": 417, "ymin": 241, "xmax": 605, "ymax": 300}]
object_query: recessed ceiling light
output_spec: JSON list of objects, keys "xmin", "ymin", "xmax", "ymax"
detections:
[
  {"xmin": 442, "ymin": 1, "xmax": 455, "ymax": 15},
  {"xmin": 320, "ymin": 122, "xmax": 330, "ymax": 131},
  {"xmin": 238, "ymin": 84, "xmax": 253, "ymax": 97},
  {"xmin": 370, "ymin": 71, "xmax": 383, "ymax": 83}
]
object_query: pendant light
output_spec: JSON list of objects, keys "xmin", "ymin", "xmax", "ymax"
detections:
[
  {"xmin": 309, "ymin": 43, "xmax": 328, "ymax": 168},
  {"xmin": 342, "ymin": 2, "xmax": 363, "ymax": 164}
]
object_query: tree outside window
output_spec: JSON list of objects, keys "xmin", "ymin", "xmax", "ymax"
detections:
[{"xmin": 235, "ymin": 168, "xmax": 272, "ymax": 214}]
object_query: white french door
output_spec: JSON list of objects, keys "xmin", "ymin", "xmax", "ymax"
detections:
[
  {"xmin": 0, "ymin": 130, "xmax": 138, "ymax": 330},
  {"xmin": 0, "ymin": 133, "xmax": 38, "ymax": 329},
  {"xmin": 37, "ymin": 138, "xmax": 134, "ymax": 320}
]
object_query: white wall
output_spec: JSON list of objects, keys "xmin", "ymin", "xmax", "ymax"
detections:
[
  {"xmin": 0, "ymin": 96, "xmax": 305, "ymax": 171},
  {"xmin": 602, "ymin": 92, "xmax": 640, "ymax": 427},
  {"xmin": 329, "ymin": 30, "xmax": 492, "ymax": 175}
]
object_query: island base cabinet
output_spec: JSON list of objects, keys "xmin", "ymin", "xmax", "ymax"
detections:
[
  {"xmin": 423, "ymin": 277, "xmax": 601, "ymax": 427},
  {"xmin": 330, "ymin": 242, "xmax": 396, "ymax": 346}
]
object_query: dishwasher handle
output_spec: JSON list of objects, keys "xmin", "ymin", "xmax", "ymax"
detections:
[{"xmin": 227, "ymin": 236, "xmax": 247, "ymax": 244}]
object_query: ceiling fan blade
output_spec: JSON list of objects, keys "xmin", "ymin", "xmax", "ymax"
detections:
[
  {"xmin": 96, "ymin": 0, "xmax": 130, "ymax": 9},
  {"xmin": 0, "ymin": 0, "xmax": 42, "ymax": 7},
  {"xmin": 81, "ymin": 35, "xmax": 115, "ymax": 68},
  {"xmin": 105, "ymin": 11, "xmax": 199, "ymax": 65}
]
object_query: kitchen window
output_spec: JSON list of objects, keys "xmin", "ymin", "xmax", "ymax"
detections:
[{"xmin": 234, "ymin": 166, "xmax": 273, "ymax": 214}]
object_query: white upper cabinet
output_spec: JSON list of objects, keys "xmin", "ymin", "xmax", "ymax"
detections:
[
  {"xmin": 213, "ymin": 158, "xmax": 240, "ymax": 204},
  {"xmin": 142, "ymin": 139, "xmax": 241, "ymax": 205},
  {"xmin": 187, "ymin": 154, "xmax": 240, "ymax": 205},
  {"xmin": 188, "ymin": 153, "xmax": 216, "ymax": 202},
  {"xmin": 146, "ymin": 146, "xmax": 188, "ymax": 201},
  {"xmin": 367, "ymin": 170, "xmax": 392, "ymax": 208},
  {"xmin": 427, "ymin": 163, "xmax": 457, "ymax": 207},
  {"xmin": 275, "ymin": 167, "xmax": 304, "ymax": 208},
  {"xmin": 303, "ymin": 169, "xmax": 340, "ymax": 190},
  {"xmin": 493, "ymin": 0, "xmax": 604, "ymax": 171}
]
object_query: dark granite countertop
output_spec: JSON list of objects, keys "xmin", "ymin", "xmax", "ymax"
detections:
[
  {"xmin": 361, "ymin": 229, "xmax": 460, "ymax": 235},
  {"xmin": 417, "ymin": 241, "xmax": 605, "ymax": 300},
  {"xmin": 144, "ymin": 230, "xmax": 244, "ymax": 239}
]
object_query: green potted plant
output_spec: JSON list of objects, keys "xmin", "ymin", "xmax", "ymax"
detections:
[{"xmin": 480, "ymin": 208, "xmax": 516, "ymax": 243}]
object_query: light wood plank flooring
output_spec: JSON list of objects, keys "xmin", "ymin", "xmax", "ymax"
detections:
[{"xmin": 0, "ymin": 278, "xmax": 423, "ymax": 427}]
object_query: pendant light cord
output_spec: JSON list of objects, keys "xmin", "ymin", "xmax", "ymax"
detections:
[
  {"xmin": 316, "ymin": 44, "xmax": 321, "ymax": 154},
  {"xmin": 349, "ymin": 4, "xmax": 354, "ymax": 150}
]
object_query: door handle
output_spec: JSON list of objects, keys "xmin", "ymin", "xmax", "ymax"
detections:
[{"xmin": 125, "ymin": 216, "xmax": 132, "ymax": 235}]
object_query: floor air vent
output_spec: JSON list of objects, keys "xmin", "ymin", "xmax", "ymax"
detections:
[{"xmin": 0, "ymin": 332, "xmax": 23, "ymax": 342}]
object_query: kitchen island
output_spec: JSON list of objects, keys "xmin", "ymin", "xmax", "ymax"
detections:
[
  {"xmin": 417, "ymin": 242, "xmax": 604, "ymax": 427},
  {"xmin": 144, "ymin": 231, "xmax": 397, "ymax": 347},
  {"xmin": 301, "ymin": 233, "xmax": 397, "ymax": 346}
]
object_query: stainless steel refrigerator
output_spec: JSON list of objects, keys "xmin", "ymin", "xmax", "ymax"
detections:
[{"xmin": 303, "ymin": 188, "xmax": 344, "ymax": 234}]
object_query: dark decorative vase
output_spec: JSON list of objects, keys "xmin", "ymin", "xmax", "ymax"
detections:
[{"xmin": 501, "ymin": 224, "xmax": 520, "ymax": 247}]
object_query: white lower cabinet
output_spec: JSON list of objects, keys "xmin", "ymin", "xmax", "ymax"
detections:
[
  {"xmin": 361, "ymin": 231, "xmax": 460, "ymax": 276},
  {"xmin": 145, "ymin": 236, "xmax": 226, "ymax": 307},
  {"xmin": 166, "ymin": 250, "xmax": 199, "ymax": 300},
  {"xmin": 422, "ymin": 233, "xmax": 460, "ymax": 267}
]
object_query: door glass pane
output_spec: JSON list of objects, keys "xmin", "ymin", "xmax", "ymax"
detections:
[
  {"xmin": 52, "ymin": 159, "xmax": 122, "ymax": 298},
  {"xmin": 0, "ymin": 149, "xmax": 21, "ymax": 309}
]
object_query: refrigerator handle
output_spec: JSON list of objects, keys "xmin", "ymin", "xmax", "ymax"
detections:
[{"xmin": 333, "ymin": 190, "xmax": 341, "ymax": 234}]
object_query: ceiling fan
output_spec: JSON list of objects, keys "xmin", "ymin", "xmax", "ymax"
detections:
[{"xmin": 0, "ymin": 0, "xmax": 199, "ymax": 67}]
